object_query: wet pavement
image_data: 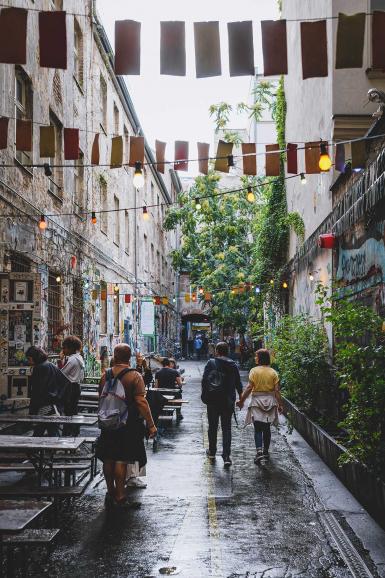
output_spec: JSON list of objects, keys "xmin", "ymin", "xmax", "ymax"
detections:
[{"xmin": 26, "ymin": 362, "xmax": 384, "ymax": 578}]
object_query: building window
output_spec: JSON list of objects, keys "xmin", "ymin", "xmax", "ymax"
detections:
[
  {"xmin": 72, "ymin": 279, "xmax": 83, "ymax": 340},
  {"xmin": 125, "ymin": 211, "xmax": 129, "ymax": 253},
  {"xmin": 100, "ymin": 180, "xmax": 108, "ymax": 234},
  {"xmin": 74, "ymin": 19, "xmax": 84, "ymax": 88},
  {"xmin": 48, "ymin": 110, "xmax": 63, "ymax": 199},
  {"xmin": 100, "ymin": 281, "xmax": 107, "ymax": 334},
  {"xmin": 48, "ymin": 271, "xmax": 62, "ymax": 352},
  {"xmin": 15, "ymin": 68, "xmax": 33, "ymax": 167},
  {"xmin": 10, "ymin": 253, "xmax": 31, "ymax": 272},
  {"xmin": 100, "ymin": 74, "xmax": 107, "ymax": 132},
  {"xmin": 113, "ymin": 103, "xmax": 120, "ymax": 136},
  {"xmin": 74, "ymin": 150, "xmax": 84, "ymax": 211},
  {"xmin": 114, "ymin": 196, "xmax": 120, "ymax": 245},
  {"xmin": 113, "ymin": 292, "xmax": 119, "ymax": 335},
  {"xmin": 370, "ymin": 1, "xmax": 385, "ymax": 69},
  {"xmin": 124, "ymin": 126, "xmax": 129, "ymax": 164}
]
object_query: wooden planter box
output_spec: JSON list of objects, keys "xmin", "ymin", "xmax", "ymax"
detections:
[{"xmin": 283, "ymin": 397, "xmax": 385, "ymax": 530}]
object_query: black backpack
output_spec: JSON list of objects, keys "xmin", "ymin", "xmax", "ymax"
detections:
[{"xmin": 201, "ymin": 359, "xmax": 229, "ymax": 406}]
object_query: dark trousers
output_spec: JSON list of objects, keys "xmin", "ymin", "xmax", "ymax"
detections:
[
  {"xmin": 253, "ymin": 420, "xmax": 271, "ymax": 453},
  {"xmin": 207, "ymin": 405, "xmax": 232, "ymax": 458},
  {"xmin": 62, "ymin": 383, "xmax": 81, "ymax": 437}
]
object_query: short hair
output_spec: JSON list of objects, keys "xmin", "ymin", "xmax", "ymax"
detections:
[
  {"xmin": 216, "ymin": 342, "xmax": 229, "ymax": 357},
  {"xmin": 26, "ymin": 346, "xmax": 48, "ymax": 365},
  {"xmin": 256, "ymin": 348, "xmax": 271, "ymax": 366},
  {"xmin": 113, "ymin": 343, "xmax": 131, "ymax": 364},
  {"xmin": 162, "ymin": 357, "xmax": 171, "ymax": 367},
  {"xmin": 62, "ymin": 335, "xmax": 82, "ymax": 354}
]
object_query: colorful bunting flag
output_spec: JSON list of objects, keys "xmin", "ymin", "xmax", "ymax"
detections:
[
  {"xmin": 351, "ymin": 140, "xmax": 367, "ymax": 170},
  {"xmin": 372, "ymin": 11, "xmax": 385, "ymax": 70},
  {"xmin": 91, "ymin": 134, "xmax": 100, "ymax": 165},
  {"xmin": 39, "ymin": 126, "xmax": 55, "ymax": 158},
  {"xmin": 162, "ymin": 297, "xmax": 169, "ymax": 305},
  {"xmin": 115, "ymin": 20, "xmax": 141, "ymax": 75},
  {"xmin": 184, "ymin": 293, "xmax": 191, "ymax": 303},
  {"xmin": 0, "ymin": 117, "xmax": 9, "ymax": 150},
  {"xmin": 155, "ymin": 140, "xmax": 166, "ymax": 174},
  {"xmin": 305, "ymin": 142, "xmax": 321, "ymax": 174},
  {"xmin": 335, "ymin": 143, "xmax": 345, "ymax": 172},
  {"xmin": 129, "ymin": 136, "xmax": 144, "ymax": 167},
  {"xmin": 0, "ymin": 7, "xmax": 27, "ymax": 65},
  {"xmin": 154, "ymin": 296, "xmax": 161, "ymax": 305},
  {"xmin": 174, "ymin": 141, "xmax": 189, "ymax": 171},
  {"xmin": 64, "ymin": 128, "xmax": 79, "ymax": 160},
  {"xmin": 286, "ymin": 143, "xmax": 298, "ymax": 175},
  {"xmin": 111, "ymin": 135, "xmax": 123, "ymax": 167},
  {"xmin": 300, "ymin": 20, "xmax": 328, "ymax": 79},
  {"xmin": 39, "ymin": 11, "xmax": 67, "ymax": 69},
  {"xmin": 227, "ymin": 21, "xmax": 254, "ymax": 76},
  {"xmin": 197, "ymin": 142, "xmax": 209, "ymax": 175},
  {"xmin": 261, "ymin": 20, "xmax": 288, "ymax": 76},
  {"xmin": 160, "ymin": 21, "xmax": 186, "ymax": 76},
  {"xmin": 191, "ymin": 293, "xmax": 197, "ymax": 302},
  {"xmin": 265, "ymin": 144, "xmax": 280, "ymax": 176},
  {"xmin": 16, "ymin": 119, "xmax": 32, "ymax": 152},
  {"xmin": 336, "ymin": 13, "xmax": 366, "ymax": 69},
  {"xmin": 124, "ymin": 294, "xmax": 131, "ymax": 304},
  {"xmin": 214, "ymin": 140, "xmax": 233, "ymax": 173},
  {"xmin": 194, "ymin": 21, "xmax": 221, "ymax": 78},
  {"xmin": 242, "ymin": 143, "xmax": 256, "ymax": 175}
]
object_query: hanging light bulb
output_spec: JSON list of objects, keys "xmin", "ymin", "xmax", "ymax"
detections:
[
  {"xmin": 195, "ymin": 198, "xmax": 201, "ymax": 210},
  {"xmin": 84, "ymin": 280, "xmax": 89, "ymax": 289},
  {"xmin": 282, "ymin": 281, "xmax": 288, "ymax": 289},
  {"xmin": 91, "ymin": 211, "xmax": 97, "ymax": 224},
  {"xmin": 56, "ymin": 275, "xmax": 61, "ymax": 283},
  {"xmin": 38, "ymin": 215, "xmax": 47, "ymax": 230},
  {"xmin": 227, "ymin": 155, "xmax": 234, "ymax": 168},
  {"xmin": 172, "ymin": 297, "xmax": 176, "ymax": 303},
  {"xmin": 114, "ymin": 284, "xmax": 119, "ymax": 292},
  {"xmin": 133, "ymin": 161, "xmax": 145, "ymax": 189},
  {"xmin": 319, "ymin": 142, "xmax": 332, "ymax": 172},
  {"xmin": 309, "ymin": 273, "xmax": 314, "ymax": 282},
  {"xmin": 270, "ymin": 279, "xmax": 274, "ymax": 286},
  {"xmin": 300, "ymin": 173, "xmax": 307, "ymax": 185},
  {"xmin": 255, "ymin": 286, "xmax": 261, "ymax": 294},
  {"xmin": 142, "ymin": 206, "xmax": 149, "ymax": 221},
  {"xmin": 247, "ymin": 186, "xmax": 255, "ymax": 203},
  {"xmin": 43, "ymin": 163, "xmax": 52, "ymax": 177}
]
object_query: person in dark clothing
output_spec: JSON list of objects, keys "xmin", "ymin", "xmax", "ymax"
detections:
[
  {"xmin": 26, "ymin": 346, "xmax": 69, "ymax": 437},
  {"xmin": 154, "ymin": 358, "xmax": 182, "ymax": 389},
  {"xmin": 201, "ymin": 342, "xmax": 243, "ymax": 467}
]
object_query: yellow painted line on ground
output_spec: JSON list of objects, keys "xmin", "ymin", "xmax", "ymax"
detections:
[{"xmin": 202, "ymin": 412, "xmax": 224, "ymax": 578}]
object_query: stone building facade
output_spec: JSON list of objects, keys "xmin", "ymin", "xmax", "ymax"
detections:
[
  {"xmin": 0, "ymin": 0, "xmax": 181, "ymax": 398},
  {"xmin": 282, "ymin": 0, "xmax": 385, "ymax": 319}
]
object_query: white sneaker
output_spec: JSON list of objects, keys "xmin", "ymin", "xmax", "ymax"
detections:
[{"xmin": 126, "ymin": 477, "xmax": 147, "ymax": 488}]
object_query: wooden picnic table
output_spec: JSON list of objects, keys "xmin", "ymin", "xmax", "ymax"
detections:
[
  {"xmin": 0, "ymin": 436, "xmax": 85, "ymax": 485},
  {"xmin": 148, "ymin": 388, "xmax": 182, "ymax": 394},
  {"xmin": 80, "ymin": 391, "xmax": 98, "ymax": 400},
  {"xmin": 0, "ymin": 500, "xmax": 51, "ymax": 534},
  {"xmin": 0, "ymin": 415, "xmax": 97, "ymax": 426}
]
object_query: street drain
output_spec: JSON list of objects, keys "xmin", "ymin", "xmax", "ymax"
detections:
[
  {"xmin": 319, "ymin": 511, "xmax": 374, "ymax": 578},
  {"xmin": 158, "ymin": 567, "xmax": 181, "ymax": 576}
]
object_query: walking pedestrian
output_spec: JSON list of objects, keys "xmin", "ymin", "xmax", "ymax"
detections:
[
  {"xmin": 201, "ymin": 342, "xmax": 243, "ymax": 467},
  {"xmin": 194, "ymin": 335, "xmax": 203, "ymax": 360},
  {"xmin": 60, "ymin": 335, "xmax": 85, "ymax": 436},
  {"xmin": 237, "ymin": 349, "xmax": 283, "ymax": 465},
  {"xmin": 96, "ymin": 344, "xmax": 157, "ymax": 507},
  {"xmin": 26, "ymin": 346, "xmax": 69, "ymax": 437}
]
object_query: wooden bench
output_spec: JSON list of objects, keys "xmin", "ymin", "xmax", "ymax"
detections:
[
  {"xmin": 0, "ymin": 486, "xmax": 85, "ymax": 499},
  {"xmin": 3, "ymin": 528, "xmax": 60, "ymax": 575},
  {"xmin": 0, "ymin": 463, "xmax": 90, "ymax": 472},
  {"xmin": 3, "ymin": 528, "xmax": 60, "ymax": 544}
]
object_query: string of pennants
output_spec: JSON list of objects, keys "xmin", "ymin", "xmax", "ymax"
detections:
[
  {"xmin": 0, "ymin": 113, "xmax": 368, "ymax": 175},
  {"xmin": 1, "ymin": 7, "xmax": 385, "ymax": 77}
]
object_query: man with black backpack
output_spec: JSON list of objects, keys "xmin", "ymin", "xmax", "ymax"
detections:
[{"xmin": 201, "ymin": 342, "xmax": 243, "ymax": 467}]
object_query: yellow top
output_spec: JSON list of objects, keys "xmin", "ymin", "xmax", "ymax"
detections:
[{"xmin": 249, "ymin": 366, "xmax": 279, "ymax": 393}]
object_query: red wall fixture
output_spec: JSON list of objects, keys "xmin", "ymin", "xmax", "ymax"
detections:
[
  {"xmin": 70, "ymin": 255, "xmax": 77, "ymax": 269},
  {"xmin": 318, "ymin": 234, "xmax": 337, "ymax": 249}
]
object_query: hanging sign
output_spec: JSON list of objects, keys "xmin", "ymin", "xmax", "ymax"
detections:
[{"xmin": 140, "ymin": 299, "xmax": 155, "ymax": 336}]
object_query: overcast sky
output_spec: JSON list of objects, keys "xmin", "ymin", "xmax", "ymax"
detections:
[{"xmin": 96, "ymin": 0, "xmax": 278, "ymax": 157}]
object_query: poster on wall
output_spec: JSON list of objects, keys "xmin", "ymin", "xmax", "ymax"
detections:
[
  {"xmin": 14, "ymin": 282, "xmax": 28, "ymax": 302},
  {"xmin": 140, "ymin": 300, "xmax": 155, "ymax": 336}
]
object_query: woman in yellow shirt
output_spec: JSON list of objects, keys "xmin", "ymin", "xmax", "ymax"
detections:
[{"xmin": 237, "ymin": 349, "xmax": 283, "ymax": 464}]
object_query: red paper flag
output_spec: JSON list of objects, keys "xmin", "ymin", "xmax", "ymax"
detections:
[
  {"xmin": 160, "ymin": 22, "xmax": 186, "ymax": 76},
  {"xmin": 91, "ymin": 134, "xmax": 100, "ymax": 165},
  {"xmin": 64, "ymin": 128, "xmax": 79, "ymax": 160},
  {"xmin": 174, "ymin": 141, "xmax": 189, "ymax": 171},
  {"xmin": 261, "ymin": 20, "xmax": 288, "ymax": 76},
  {"xmin": 39, "ymin": 11, "xmax": 67, "ymax": 69},
  {"xmin": 16, "ymin": 119, "xmax": 32, "ymax": 152},
  {"xmin": 372, "ymin": 11, "xmax": 385, "ymax": 70},
  {"xmin": 242, "ymin": 143, "xmax": 256, "ymax": 175},
  {"xmin": 155, "ymin": 140, "xmax": 166, "ymax": 173},
  {"xmin": 265, "ymin": 144, "xmax": 280, "ymax": 176},
  {"xmin": 227, "ymin": 21, "xmax": 254, "ymax": 76},
  {"xmin": 0, "ymin": 7, "xmax": 27, "ymax": 65},
  {"xmin": 287, "ymin": 143, "xmax": 298, "ymax": 174},
  {"xmin": 301, "ymin": 21, "xmax": 328, "ymax": 79},
  {"xmin": 115, "ymin": 20, "xmax": 141, "ymax": 75},
  {"xmin": 129, "ymin": 136, "xmax": 144, "ymax": 167},
  {"xmin": 194, "ymin": 22, "xmax": 221, "ymax": 78},
  {"xmin": 197, "ymin": 142, "xmax": 210, "ymax": 175},
  {"xmin": 0, "ymin": 117, "xmax": 9, "ymax": 149},
  {"xmin": 124, "ymin": 294, "xmax": 131, "ymax": 304},
  {"xmin": 305, "ymin": 142, "xmax": 321, "ymax": 174},
  {"xmin": 154, "ymin": 296, "xmax": 161, "ymax": 305}
]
